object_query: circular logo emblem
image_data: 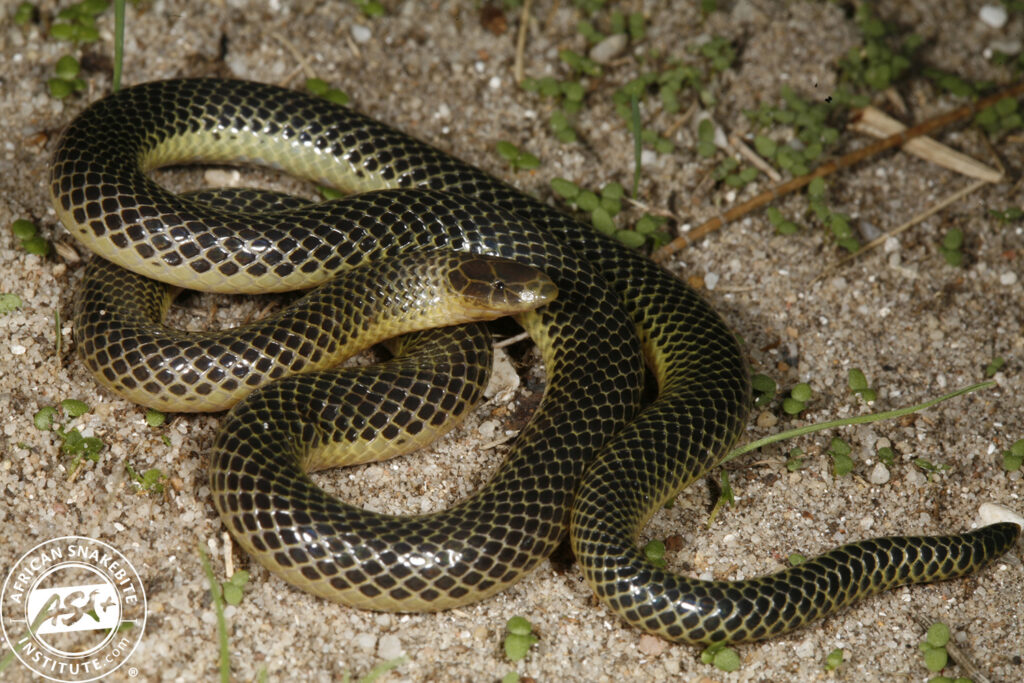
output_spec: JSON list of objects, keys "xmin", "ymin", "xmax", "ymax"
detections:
[{"xmin": 1, "ymin": 536, "xmax": 146, "ymax": 681}]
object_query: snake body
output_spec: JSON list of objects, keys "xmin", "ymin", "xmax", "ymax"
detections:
[{"xmin": 55, "ymin": 79, "xmax": 1019, "ymax": 642}]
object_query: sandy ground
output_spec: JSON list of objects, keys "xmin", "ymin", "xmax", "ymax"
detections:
[{"xmin": 1, "ymin": 1, "xmax": 1022, "ymax": 681}]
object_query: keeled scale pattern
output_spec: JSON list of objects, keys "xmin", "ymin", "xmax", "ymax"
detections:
[{"xmin": 54, "ymin": 79, "xmax": 1020, "ymax": 633}]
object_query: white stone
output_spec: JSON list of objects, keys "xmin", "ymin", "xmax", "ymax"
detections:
[
  {"xmin": 868, "ymin": 462, "xmax": 890, "ymax": 485},
  {"xmin": 378, "ymin": 634, "xmax": 403, "ymax": 660},
  {"xmin": 999, "ymin": 271, "xmax": 1018, "ymax": 285},
  {"xmin": 979, "ymin": 5, "xmax": 1008, "ymax": 28},
  {"xmin": 351, "ymin": 24, "xmax": 372, "ymax": 43},
  {"xmin": 589, "ymin": 33, "xmax": 628, "ymax": 64}
]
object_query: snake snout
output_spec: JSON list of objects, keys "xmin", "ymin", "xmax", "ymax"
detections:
[{"xmin": 449, "ymin": 256, "xmax": 558, "ymax": 313}]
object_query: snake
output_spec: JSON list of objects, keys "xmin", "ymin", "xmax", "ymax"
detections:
[{"xmin": 53, "ymin": 78, "xmax": 1020, "ymax": 644}]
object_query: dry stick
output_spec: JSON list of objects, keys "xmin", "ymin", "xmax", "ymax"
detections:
[
  {"xmin": 651, "ymin": 80, "xmax": 1024, "ymax": 262},
  {"xmin": 513, "ymin": 0, "xmax": 534, "ymax": 86},
  {"xmin": 812, "ymin": 178, "xmax": 987, "ymax": 283}
]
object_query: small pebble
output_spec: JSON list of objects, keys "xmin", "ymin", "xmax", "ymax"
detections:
[
  {"xmin": 637, "ymin": 634, "xmax": 668, "ymax": 656},
  {"xmin": 588, "ymin": 33, "xmax": 628, "ymax": 64},
  {"xmin": 868, "ymin": 462, "xmax": 890, "ymax": 485},
  {"xmin": 979, "ymin": 4, "xmax": 1008, "ymax": 29},
  {"xmin": 999, "ymin": 271, "xmax": 1018, "ymax": 286},
  {"xmin": 351, "ymin": 24, "xmax": 372, "ymax": 43},
  {"xmin": 354, "ymin": 633, "xmax": 376, "ymax": 651},
  {"xmin": 378, "ymin": 634, "xmax": 403, "ymax": 660},
  {"xmin": 704, "ymin": 272, "xmax": 719, "ymax": 290}
]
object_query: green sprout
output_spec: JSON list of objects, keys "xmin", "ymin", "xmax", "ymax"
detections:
[
  {"xmin": 828, "ymin": 438, "xmax": 854, "ymax": 476},
  {"xmin": 701, "ymin": 643, "xmax": 740, "ymax": 672},
  {"xmin": 496, "ymin": 141, "xmax": 540, "ymax": 171},
  {"xmin": 503, "ymin": 616, "xmax": 539, "ymax": 662}
]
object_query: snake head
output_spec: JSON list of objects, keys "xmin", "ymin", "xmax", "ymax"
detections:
[{"xmin": 448, "ymin": 255, "xmax": 558, "ymax": 316}]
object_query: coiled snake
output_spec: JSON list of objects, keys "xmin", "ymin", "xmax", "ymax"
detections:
[{"xmin": 53, "ymin": 79, "xmax": 1019, "ymax": 645}]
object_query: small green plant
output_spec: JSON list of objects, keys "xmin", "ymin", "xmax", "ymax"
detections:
[
  {"xmin": 828, "ymin": 438, "xmax": 854, "ymax": 476},
  {"xmin": 783, "ymin": 383, "xmax": 812, "ymax": 415},
  {"xmin": 824, "ymin": 647, "xmax": 844, "ymax": 671},
  {"xmin": 988, "ymin": 207, "xmax": 1024, "ymax": 224},
  {"xmin": 918, "ymin": 622, "xmax": 951, "ymax": 672},
  {"xmin": 495, "ymin": 141, "xmax": 540, "ymax": 171},
  {"xmin": 1002, "ymin": 438, "xmax": 1024, "ymax": 472},
  {"xmin": 765, "ymin": 206, "xmax": 800, "ymax": 235},
  {"xmin": 13, "ymin": 2, "xmax": 36, "ymax": 25},
  {"xmin": 938, "ymin": 228, "xmax": 964, "ymax": 266},
  {"xmin": 974, "ymin": 96, "xmax": 1022, "ymax": 139},
  {"xmin": 125, "ymin": 463, "xmax": 167, "ymax": 494},
  {"xmin": 503, "ymin": 616, "xmax": 539, "ymax": 662},
  {"xmin": 0, "ymin": 293, "xmax": 23, "ymax": 316},
  {"xmin": 984, "ymin": 356, "xmax": 1005, "ymax": 377},
  {"xmin": 34, "ymin": 400, "xmax": 104, "ymax": 478},
  {"xmin": 914, "ymin": 458, "xmax": 951, "ymax": 480},
  {"xmin": 787, "ymin": 552, "xmax": 806, "ymax": 566},
  {"xmin": 751, "ymin": 373, "xmax": 777, "ymax": 407},
  {"xmin": 701, "ymin": 643, "xmax": 740, "ymax": 672},
  {"xmin": 50, "ymin": 0, "xmax": 108, "ymax": 43},
  {"xmin": 786, "ymin": 447, "xmax": 805, "ymax": 471},
  {"xmin": 11, "ymin": 219, "xmax": 50, "ymax": 255},
  {"xmin": 847, "ymin": 368, "xmax": 877, "ymax": 402},
  {"xmin": 644, "ymin": 539, "xmax": 667, "ymax": 568},
  {"xmin": 352, "ymin": 0, "xmax": 385, "ymax": 17},
  {"xmin": 305, "ymin": 77, "xmax": 349, "ymax": 105},
  {"xmin": 876, "ymin": 445, "xmax": 896, "ymax": 466}
]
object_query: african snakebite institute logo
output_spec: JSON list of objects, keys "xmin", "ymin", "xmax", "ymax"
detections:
[{"xmin": 2, "ymin": 536, "xmax": 146, "ymax": 681}]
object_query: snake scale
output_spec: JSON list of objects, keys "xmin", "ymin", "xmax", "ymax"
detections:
[{"xmin": 53, "ymin": 79, "xmax": 1019, "ymax": 645}]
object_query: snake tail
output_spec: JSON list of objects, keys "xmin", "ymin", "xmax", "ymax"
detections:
[{"xmin": 573, "ymin": 446, "xmax": 1021, "ymax": 645}]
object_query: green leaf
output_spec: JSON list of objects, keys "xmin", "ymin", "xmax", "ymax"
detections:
[
  {"xmin": 923, "ymin": 646, "xmax": 948, "ymax": 671},
  {"xmin": 576, "ymin": 190, "xmax": 599, "ymax": 212},
  {"xmin": 506, "ymin": 616, "xmax": 532, "ymax": 636},
  {"xmin": 0, "ymin": 293, "xmax": 23, "ymax": 316},
  {"xmin": 614, "ymin": 229, "xmax": 646, "ymax": 248},
  {"xmin": 848, "ymin": 369, "xmax": 868, "ymax": 391},
  {"xmin": 831, "ymin": 451, "xmax": 854, "ymax": 477},
  {"xmin": 644, "ymin": 539, "xmax": 667, "ymax": 568},
  {"xmin": 753, "ymin": 135, "xmax": 777, "ymax": 158},
  {"xmin": 222, "ymin": 583, "xmax": 243, "ymax": 606},
  {"xmin": 60, "ymin": 399, "xmax": 89, "ymax": 418},
  {"xmin": 11, "ymin": 219, "xmax": 37, "ymax": 239},
  {"xmin": 55, "ymin": 54, "xmax": 80, "ymax": 79},
  {"xmin": 788, "ymin": 552, "xmax": 806, "ymax": 566},
  {"xmin": 514, "ymin": 151, "xmax": 540, "ymax": 170},
  {"xmin": 496, "ymin": 141, "xmax": 520, "ymax": 161},
  {"xmin": 550, "ymin": 178, "xmax": 579, "ymax": 199},
  {"xmin": 22, "ymin": 235, "xmax": 51, "ymax": 255},
  {"xmin": 782, "ymin": 397, "xmax": 805, "ymax": 415},
  {"xmin": 34, "ymin": 406, "xmax": 57, "ymax": 431},
  {"xmin": 712, "ymin": 647, "xmax": 740, "ymax": 672},
  {"xmin": 941, "ymin": 228, "xmax": 963, "ymax": 250},
  {"xmin": 824, "ymin": 647, "xmax": 844, "ymax": 671},
  {"xmin": 790, "ymin": 383, "xmax": 812, "ymax": 402},
  {"xmin": 926, "ymin": 622, "xmax": 951, "ymax": 647},
  {"xmin": 876, "ymin": 446, "xmax": 895, "ymax": 466},
  {"xmin": 591, "ymin": 207, "xmax": 616, "ymax": 236},
  {"xmin": 983, "ymin": 356, "xmax": 1007, "ymax": 376},
  {"xmin": 751, "ymin": 373, "xmax": 776, "ymax": 394}
]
